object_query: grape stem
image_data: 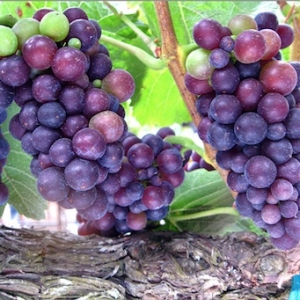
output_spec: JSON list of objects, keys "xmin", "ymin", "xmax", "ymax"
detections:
[
  {"xmin": 100, "ymin": 33, "xmax": 167, "ymax": 70},
  {"xmin": 168, "ymin": 207, "xmax": 239, "ymax": 223},
  {"xmin": 103, "ymin": 1, "xmax": 159, "ymax": 56},
  {"xmin": 154, "ymin": 1, "xmax": 235, "ymax": 197}
]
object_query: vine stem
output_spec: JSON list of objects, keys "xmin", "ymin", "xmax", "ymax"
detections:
[{"xmin": 154, "ymin": 2, "xmax": 236, "ymax": 198}]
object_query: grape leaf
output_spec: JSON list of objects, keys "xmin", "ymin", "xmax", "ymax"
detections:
[{"xmin": 2, "ymin": 103, "xmax": 47, "ymax": 220}]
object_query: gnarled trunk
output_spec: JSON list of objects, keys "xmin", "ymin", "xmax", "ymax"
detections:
[{"xmin": 0, "ymin": 226, "xmax": 298, "ymax": 299}]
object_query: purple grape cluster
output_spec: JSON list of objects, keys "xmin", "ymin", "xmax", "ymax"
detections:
[
  {"xmin": 185, "ymin": 12, "xmax": 300, "ymax": 250},
  {"xmin": 0, "ymin": 83, "xmax": 12, "ymax": 206},
  {"xmin": 5, "ymin": 7, "xmax": 185, "ymax": 237}
]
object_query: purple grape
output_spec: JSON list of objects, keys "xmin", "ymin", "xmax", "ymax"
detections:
[
  {"xmin": 277, "ymin": 23, "xmax": 294, "ymax": 49},
  {"xmin": 48, "ymin": 138, "xmax": 76, "ymax": 167},
  {"xmin": 127, "ymin": 143, "xmax": 154, "ymax": 169},
  {"xmin": 19, "ymin": 100, "xmax": 40, "ymax": 131},
  {"xmin": 72, "ymin": 128, "xmax": 107, "ymax": 161},
  {"xmin": 21, "ymin": 132, "xmax": 39, "ymax": 156},
  {"xmin": 209, "ymin": 48, "xmax": 230, "ymax": 69},
  {"xmin": 93, "ymin": 212, "xmax": 115, "ymax": 231},
  {"xmin": 98, "ymin": 142, "xmax": 124, "ymax": 169},
  {"xmin": 195, "ymin": 92, "xmax": 215, "ymax": 117},
  {"xmin": 270, "ymin": 233, "xmax": 299, "ymax": 250},
  {"xmin": 58, "ymin": 85, "xmax": 85, "ymax": 115},
  {"xmin": 254, "ymin": 12, "xmax": 279, "ymax": 31},
  {"xmin": 63, "ymin": 7, "xmax": 88, "ymax": 22},
  {"xmin": 60, "ymin": 115, "xmax": 88, "ymax": 138},
  {"xmin": 266, "ymin": 123, "xmax": 286, "ymax": 141},
  {"xmin": 64, "ymin": 158, "xmax": 99, "ymax": 191},
  {"xmin": 234, "ymin": 193, "xmax": 255, "ymax": 217},
  {"xmin": 244, "ymin": 155, "xmax": 277, "ymax": 188},
  {"xmin": 31, "ymin": 126, "xmax": 61, "ymax": 153},
  {"xmin": 261, "ymin": 204, "xmax": 281, "ymax": 225},
  {"xmin": 126, "ymin": 211, "xmax": 147, "ymax": 231},
  {"xmin": 279, "ymin": 201, "xmax": 298, "ymax": 218},
  {"xmin": 67, "ymin": 187, "xmax": 97, "ymax": 210},
  {"xmin": 234, "ymin": 112, "xmax": 268, "ymax": 145},
  {"xmin": 209, "ymin": 94, "xmax": 242, "ymax": 124},
  {"xmin": 142, "ymin": 186, "xmax": 165, "ymax": 210},
  {"xmin": 87, "ymin": 53, "xmax": 112, "ymax": 81},
  {"xmin": 37, "ymin": 102, "xmax": 66, "ymax": 129},
  {"xmin": 277, "ymin": 158, "xmax": 300, "ymax": 185},
  {"xmin": 246, "ymin": 186, "xmax": 268, "ymax": 205},
  {"xmin": 97, "ymin": 173, "xmax": 121, "ymax": 195},
  {"xmin": 37, "ymin": 166, "xmax": 70, "ymax": 202},
  {"xmin": 227, "ymin": 171, "xmax": 249, "ymax": 193},
  {"xmin": 157, "ymin": 148, "xmax": 183, "ymax": 174}
]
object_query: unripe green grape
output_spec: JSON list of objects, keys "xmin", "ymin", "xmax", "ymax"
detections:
[
  {"xmin": 68, "ymin": 37, "xmax": 82, "ymax": 49},
  {"xmin": 185, "ymin": 48, "xmax": 214, "ymax": 80},
  {"xmin": 0, "ymin": 25, "xmax": 18, "ymax": 56},
  {"xmin": 227, "ymin": 14, "xmax": 258, "ymax": 36},
  {"xmin": 39, "ymin": 11, "xmax": 70, "ymax": 42},
  {"xmin": 12, "ymin": 18, "xmax": 40, "ymax": 50}
]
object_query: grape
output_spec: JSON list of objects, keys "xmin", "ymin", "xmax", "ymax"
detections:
[
  {"xmin": 38, "ymin": 152, "xmax": 53, "ymax": 170},
  {"xmin": 290, "ymin": 62, "xmax": 300, "ymax": 89},
  {"xmin": 156, "ymin": 127, "xmax": 175, "ymax": 139},
  {"xmin": 60, "ymin": 115, "xmax": 88, "ymax": 138},
  {"xmin": 260, "ymin": 29, "xmax": 281, "ymax": 60},
  {"xmin": 49, "ymin": 138, "xmax": 76, "ymax": 167},
  {"xmin": 209, "ymin": 48, "xmax": 230, "ymax": 69},
  {"xmin": 259, "ymin": 60, "xmax": 298, "ymax": 96},
  {"xmin": 210, "ymin": 64, "xmax": 240, "ymax": 94},
  {"xmin": 58, "ymin": 85, "xmax": 85, "ymax": 115},
  {"xmin": 184, "ymin": 73, "xmax": 213, "ymax": 95},
  {"xmin": 277, "ymin": 23, "xmax": 294, "ymax": 49},
  {"xmin": 234, "ymin": 29, "xmax": 266, "ymax": 64},
  {"xmin": 0, "ymin": 136, "xmax": 10, "ymax": 160},
  {"xmin": 21, "ymin": 131, "xmax": 39, "ymax": 156},
  {"xmin": 142, "ymin": 186, "xmax": 165, "ymax": 210},
  {"xmin": 195, "ymin": 92, "xmax": 215, "ymax": 117},
  {"xmin": 185, "ymin": 48, "xmax": 214, "ymax": 80},
  {"xmin": 72, "ymin": 128, "xmax": 106, "ymax": 161},
  {"xmin": 31, "ymin": 126, "xmax": 61, "ymax": 153},
  {"xmin": 254, "ymin": 12, "xmax": 279, "ymax": 31},
  {"xmin": 0, "ymin": 182, "xmax": 9, "ymax": 205},
  {"xmin": 77, "ymin": 189, "xmax": 108, "ymax": 221},
  {"xmin": 67, "ymin": 187, "xmax": 97, "ymax": 210},
  {"xmin": 266, "ymin": 123, "xmax": 286, "ymax": 141},
  {"xmin": 98, "ymin": 141, "xmax": 124, "ymax": 169},
  {"xmin": 0, "ymin": 55, "xmax": 30, "ymax": 87},
  {"xmin": 14, "ymin": 80, "xmax": 33, "ymax": 107},
  {"xmin": 22, "ymin": 35, "xmax": 57, "ymax": 70},
  {"xmin": 87, "ymin": 53, "xmax": 112, "ymax": 82},
  {"xmin": 270, "ymin": 179, "xmax": 294, "ymax": 201},
  {"xmin": 266, "ymin": 221, "xmax": 285, "ymax": 239},
  {"xmin": 270, "ymin": 233, "xmax": 299, "ymax": 250},
  {"xmin": 207, "ymin": 122, "xmax": 236, "ymax": 151},
  {"xmin": 261, "ymin": 204, "xmax": 281, "ymax": 225},
  {"xmin": 193, "ymin": 18, "xmax": 223, "ymax": 50},
  {"xmin": 39, "ymin": 11, "xmax": 70, "ymax": 42},
  {"xmin": 125, "ymin": 181, "xmax": 144, "ymax": 201},
  {"xmin": 277, "ymin": 158, "xmax": 300, "ymax": 185},
  {"xmin": 279, "ymin": 201, "xmax": 298, "ymax": 219},
  {"xmin": 234, "ymin": 193, "xmax": 254, "ymax": 217},
  {"xmin": 63, "ymin": 7, "xmax": 88, "ymax": 22},
  {"xmin": 284, "ymin": 212, "xmax": 300, "ymax": 240},
  {"xmin": 234, "ymin": 112, "xmax": 268, "ymax": 145},
  {"xmin": 66, "ymin": 19, "xmax": 97, "ymax": 52},
  {"xmin": 37, "ymin": 102, "xmax": 66, "ymax": 129},
  {"xmin": 160, "ymin": 168, "xmax": 185, "ymax": 188},
  {"xmin": 113, "ymin": 205, "xmax": 128, "ymax": 220},
  {"xmin": 146, "ymin": 206, "xmax": 169, "ymax": 221},
  {"xmin": 234, "ymin": 61, "xmax": 261, "ymax": 79},
  {"xmin": 227, "ymin": 171, "xmax": 249, "ymax": 193},
  {"xmin": 216, "ymin": 149, "xmax": 236, "ymax": 170},
  {"xmin": 127, "ymin": 143, "xmax": 155, "ymax": 169},
  {"xmin": 89, "ymin": 111, "xmax": 125, "ymax": 143},
  {"xmin": 209, "ymin": 94, "xmax": 242, "ymax": 124},
  {"xmin": 64, "ymin": 158, "xmax": 99, "ymax": 191},
  {"xmin": 284, "ymin": 108, "xmax": 300, "ymax": 139},
  {"xmin": 32, "ymin": 8, "xmax": 54, "ymax": 21},
  {"xmin": 219, "ymin": 35, "xmax": 235, "ymax": 52},
  {"xmin": 227, "ymin": 14, "xmax": 257, "ymax": 36},
  {"xmin": 117, "ymin": 162, "xmax": 137, "ymax": 187},
  {"xmin": 230, "ymin": 152, "xmax": 248, "ymax": 173},
  {"xmin": 32, "ymin": 74, "xmax": 61, "ymax": 103},
  {"xmin": 244, "ymin": 155, "xmax": 277, "ymax": 188},
  {"xmin": 156, "ymin": 148, "xmax": 182, "ymax": 174},
  {"xmin": 0, "ymin": 25, "xmax": 18, "ymax": 57},
  {"xmin": 246, "ymin": 186, "xmax": 268, "ymax": 205},
  {"xmin": 37, "ymin": 166, "xmax": 70, "ymax": 202},
  {"xmin": 235, "ymin": 78, "xmax": 264, "ymax": 111},
  {"xmin": 141, "ymin": 134, "xmax": 164, "ymax": 157},
  {"xmin": 98, "ymin": 173, "xmax": 121, "ymax": 195},
  {"xmin": 0, "ymin": 81, "xmax": 16, "ymax": 113},
  {"xmin": 261, "ymin": 138, "xmax": 293, "ymax": 165},
  {"xmin": 93, "ymin": 212, "xmax": 115, "ymax": 232},
  {"xmin": 52, "ymin": 47, "xmax": 88, "ymax": 81},
  {"xmin": 83, "ymin": 88, "xmax": 111, "ymax": 118},
  {"xmin": 101, "ymin": 69, "xmax": 135, "ymax": 102},
  {"xmin": 113, "ymin": 188, "xmax": 135, "ymax": 207}
]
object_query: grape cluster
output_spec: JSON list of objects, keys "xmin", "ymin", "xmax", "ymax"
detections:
[
  {"xmin": 183, "ymin": 150, "xmax": 215, "ymax": 172},
  {"xmin": 185, "ymin": 12, "xmax": 300, "ymax": 250},
  {"xmin": 2, "ymin": 7, "xmax": 185, "ymax": 236}
]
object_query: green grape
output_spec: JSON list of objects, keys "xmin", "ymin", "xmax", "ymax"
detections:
[
  {"xmin": 185, "ymin": 48, "xmax": 214, "ymax": 80},
  {"xmin": 0, "ymin": 25, "xmax": 18, "ymax": 56},
  {"xmin": 227, "ymin": 14, "xmax": 258, "ymax": 36},
  {"xmin": 12, "ymin": 18, "xmax": 40, "ymax": 50},
  {"xmin": 68, "ymin": 37, "xmax": 82, "ymax": 49},
  {"xmin": 39, "ymin": 11, "xmax": 70, "ymax": 42}
]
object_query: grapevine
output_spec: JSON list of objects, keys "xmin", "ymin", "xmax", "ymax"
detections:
[{"xmin": 0, "ymin": 1, "xmax": 299, "ymax": 253}]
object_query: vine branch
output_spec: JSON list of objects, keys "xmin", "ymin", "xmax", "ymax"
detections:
[{"xmin": 154, "ymin": 1, "xmax": 235, "ymax": 197}]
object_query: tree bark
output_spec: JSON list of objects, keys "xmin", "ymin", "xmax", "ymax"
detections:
[{"xmin": 0, "ymin": 226, "xmax": 298, "ymax": 299}]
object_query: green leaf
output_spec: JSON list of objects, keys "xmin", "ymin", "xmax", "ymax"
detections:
[
  {"xmin": 170, "ymin": 169, "xmax": 234, "ymax": 212},
  {"xmin": 2, "ymin": 103, "xmax": 47, "ymax": 220}
]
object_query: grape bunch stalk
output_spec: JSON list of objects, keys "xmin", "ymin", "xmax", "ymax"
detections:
[
  {"xmin": 185, "ymin": 12, "xmax": 300, "ymax": 250},
  {"xmin": 0, "ymin": 7, "xmax": 186, "ymax": 236}
]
